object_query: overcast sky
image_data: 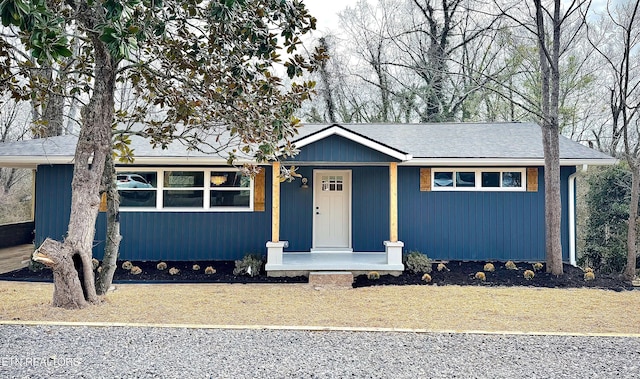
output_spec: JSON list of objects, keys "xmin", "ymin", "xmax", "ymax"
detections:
[
  {"xmin": 302, "ymin": 0, "xmax": 621, "ymax": 34},
  {"xmin": 303, "ymin": 0, "xmax": 360, "ymax": 34}
]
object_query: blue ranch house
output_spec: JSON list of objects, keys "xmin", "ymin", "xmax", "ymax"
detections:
[{"xmin": 0, "ymin": 122, "xmax": 615, "ymax": 276}]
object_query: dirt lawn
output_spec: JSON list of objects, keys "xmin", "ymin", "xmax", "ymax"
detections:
[{"xmin": 1, "ymin": 281, "xmax": 639, "ymax": 335}]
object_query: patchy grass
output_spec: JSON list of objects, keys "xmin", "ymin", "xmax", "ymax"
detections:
[{"xmin": 0, "ymin": 281, "xmax": 638, "ymax": 335}]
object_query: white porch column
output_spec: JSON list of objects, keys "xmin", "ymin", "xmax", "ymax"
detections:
[
  {"xmin": 267, "ymin": 162, "xmax": 285, "ymax": 266},
  {"xmin": 385, "ymin": 162, "xmax": 403, "ymax": 265}
]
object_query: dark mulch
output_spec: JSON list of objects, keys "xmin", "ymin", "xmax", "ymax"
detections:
[
  {"xmin": 0, "ymin": 260, "xmax": 635, "ymax": 291},
  {"xmin": 353, "ymin": 261, "xmax": 635, "ymax": 291}
]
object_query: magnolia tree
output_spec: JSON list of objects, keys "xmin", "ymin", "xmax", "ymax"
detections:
[{"xmin": 1, "ymin": 0, "xmax": 325, "ymax": 308}]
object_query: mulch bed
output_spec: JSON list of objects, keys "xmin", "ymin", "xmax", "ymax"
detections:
[{"xmin": 0, "ymin": 260, "xmax": 634, "ymax": 290}]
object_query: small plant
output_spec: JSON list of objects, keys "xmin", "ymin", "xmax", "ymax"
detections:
[
  {"xmin": 122, "ymin": 261, "xmax": 133, "ymax": 271},
  {"xmin": 483, "ymin": 263, "xmax": 495, "ymax": 272},
  {"xmin": 169, "ymin": 267, "xmax": 180, "ymax": 275},
  {"xmin": 92, "ymin": 258, "xmax": 100, "ymax": 270},
  {"xmin": 156, "ymin": 262, "xmax": 167, "ymax": 271},
  {"xmin": 523, "ymin": 270, "xmax": 535, "ymax": 280},
  {"xmin": 404, "ymin": 251, "xmax": 433, "ymax": 274},
  {"xmin": 505, "ymin": 261, "xmax": 517, "ymax": 270},
  {"xmin": 130, "ymin": 266, "xmax": 142, "ymax": 275},
  {"xmin": 204, "ymin": 266, "xmax": 216, "ymax": 275},
  {"xmin": 532, "ymin": 262, "xmax": 544, "ymax": 272},
  {"xmin": 367, "ymin": 271, "xmax": 380, "ymax": 280},
  {"xmin": 192, "ymin": 264, "xmax": 201, "ymax": 271},
  {"xmin": 474, "ymin": 271, "xmax": 486, "ymax": 281},
  {"xmin": 437, "ymin": 263, "xmax": 449, "ymax": 272},
  {"xmin": 584, "ymin": 271, "xmax": 596, "ymax": 281},
  {"xmin": 421, "ymin": 273, "xmax": 432, "ymax": 283},
  {"xmin": 233, "ymin": 253, "xmax": 263, "ymax": 277}
]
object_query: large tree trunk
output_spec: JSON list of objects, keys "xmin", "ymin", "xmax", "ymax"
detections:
[
  {"xmin": 542, "ymin": 125, "xmax": 563, "ymax": 275},
  {"xmin": 625, "ymin": 161, "xmax": 639, "ymax": 280},
  {"xmin": 96, "ymin": 152, "xmax": 122, "ymax": 295},
  {"xmin": 535, "ymin": 0, "xmax": 564, "ymax": 275},
  {"xmin": 33, "ymin": 36, "xmax": 116, "ymax": 308}
]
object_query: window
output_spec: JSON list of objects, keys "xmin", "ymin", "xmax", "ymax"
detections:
[
  {"xmin": 321, "ymin": 175, "xmax": 344, "ymax": 191},
  {"xmin": 432, "ymin": 168, "xmax": 526, "ymax": 191},
  {"xmin": 116, "ymin": 168, "xmax": 253, "ymax": 211}
]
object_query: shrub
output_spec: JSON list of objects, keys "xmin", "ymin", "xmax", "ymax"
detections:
[
  {"xmin": 421, "ymin": 273, "xmax": 432, "ymax": 283},
  {"xmin": 28, "ymin": 259, "xmax": 46, "ymax": 272},
  {"xmin": 233, "ymin": 253, "xmax": 263, "ymax": 277},
  {"xmin": 532, "ymin": 262, "xmax": 544, "ymax": 272},
  {"xmin": 505, "ymin": 261, "xmax": 517, "ymax": 270},
  {"xmin": 404, "ymin": 251, "xmax": 432, "ymax": 274},
  {"xmin": 204, "ymin": 266, "xmax": 216, "ymax": 275},
  {"xmin": 156, "ymin": 262, "xmax": 167, "ymax": 270},
  {"xmin": 367, "ymin": 271, "xmax": 380, "ymax": 280},
  {"xmin": 122, "ymin": 261, "xmax": 133, "ymax": 271},
  {"xmin": 130, "ymin": 266, "xmax": 142, "ymax": 275},
  {"xmin": 92, "ymin": 258, "xmax": 100, "ymax": 270},
  {"xmin": 483, "ymin": 263, "xmax": 495, "ymax": 272},
  {"xmin": 523, "ymin": 270, "xmax": 535, "ymax": 280},
  {"xmin": 192, "ymin": 264, "xmax": 200, "ymax": 271},
  {"xmin": 474, "ymin": 272, "xmax": 486, "ymax": 281},
  {"xmin": 584, "ymin": 271, "xmax": 596, "ymax": 281},
  {"xmin": 437, "ymin": 263, "xmax": 449, "ymax": 272},
  {"xmin": 169, "ymin": 267, "xmax": 180, "ymax": 275}
]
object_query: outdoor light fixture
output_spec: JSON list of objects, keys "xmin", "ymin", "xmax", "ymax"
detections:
[
  {"xmin": 210, "ymin": 174, "xmax": 228, "ymax": 186},
  {"xmin": 300, "ymin": 177, "xmax": 309, "ymax": 189}
]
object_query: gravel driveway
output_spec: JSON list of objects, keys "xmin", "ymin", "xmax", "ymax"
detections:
[{"xmin": 1, "ymin": 325, "xmax": 639, "ymax": 378}]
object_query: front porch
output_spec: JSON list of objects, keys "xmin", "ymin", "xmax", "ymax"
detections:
[
  {"xmin": 265, "ymin": 251, "xmax": 405, "ymax": 277},
  {"xmin": 266, "ymin": 161, "xmax": 405, "ymax": 276}
]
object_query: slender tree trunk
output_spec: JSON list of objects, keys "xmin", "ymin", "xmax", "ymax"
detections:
[
  {"xmin": 96, "ymin": 151, "xmax": 122, "ymax": 295},
  {"xmin": 625, "ymin": 161, "xmax": 639, "ymax": 280},
  {"xmin": 33, "ymin": 36, "xmax": 116, "ymax": 308}
]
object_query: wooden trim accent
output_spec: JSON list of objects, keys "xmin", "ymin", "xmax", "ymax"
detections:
[
  {"xmin": 99, "ymin": 193, "xmax": 107, "ymax": 212},
  {"xmin": 527, "ymin": 168, "xmax": 538, "ymax": 192},
  {"xmin": 253, "ymin": 169, "xmax": 265, "ymax": 212},
  {"xmin": 390, "ymin": 162, "xmax": 398, "ymax": 242},
  {"xmin": 419, "ymin": 168, "xmax": 431, "ymax": 191},
  {"xmin": 271, "ymin": 162, "xmax": 280, "ymax": 242}
]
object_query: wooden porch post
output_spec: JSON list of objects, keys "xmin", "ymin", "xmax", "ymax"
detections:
[
  {"xmin": 271, "ymin": 161, "xmax": 280, "ymax": 242},
  {"xmin": 389, "ymin": 162, "xmax": 398, "ymax": 242}
]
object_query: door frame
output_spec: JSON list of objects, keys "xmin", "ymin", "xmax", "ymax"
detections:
[{"xmin": 312, "ymin": 169, "xmax": 352, "ymax": 251}]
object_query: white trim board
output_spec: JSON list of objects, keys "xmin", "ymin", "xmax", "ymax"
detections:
[{"xmin": 293, "ymin": 126, "xmax": 413, "ymax": 161}]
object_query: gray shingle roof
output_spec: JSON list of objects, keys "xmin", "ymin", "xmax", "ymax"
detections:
[
  {"xmin": 294, "ymin": 122, "xmax": 613, "ymax": 161},
  {"xmin": 0, "ymin": 122, "xmax": 615, "ymax": 167}
]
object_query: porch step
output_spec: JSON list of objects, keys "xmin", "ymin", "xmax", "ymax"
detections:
[{"xmin": 308, "ymin": 271, "xmax": 353, "ymax": 288}]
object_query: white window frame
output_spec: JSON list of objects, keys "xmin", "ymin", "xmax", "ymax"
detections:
[
  {"xmin": 432, "ymin": 168, "xmax": 526, "ymax": 192},
  {"xmin": 116, "ymin": 167, "xmax": 254, "ymax": 212}
]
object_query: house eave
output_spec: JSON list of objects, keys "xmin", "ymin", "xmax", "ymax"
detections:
[{"xmin": 400, "ymin": 158, "xmax": 618, "ymax": 166}]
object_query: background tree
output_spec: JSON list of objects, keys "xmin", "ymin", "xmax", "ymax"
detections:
[{"xmin": 587, "ymin": 0, "xmax": 640, "ymax": 280}]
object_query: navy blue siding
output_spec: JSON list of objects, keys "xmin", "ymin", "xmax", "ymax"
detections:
[
  {"xmin": 288, "ymin": 135, "xmax": 400, "ymax": 163},
  {"xmin": 35, "ymin": 163, "xmax": 575, "ymax": 262},
  {"xmin": 36, "ymin": 165, "xmax": 272, "ymax": 261},
  {"xmin": 280, "ymin": 166, "xmax": 389, "ymax": 252},
  {"xmin": 398, "ymin": 166, "xmax": 574, "ymax": 262},
  {"xmin": 35, "ymin": 165, "xmax": 73, "ymax": 246}
]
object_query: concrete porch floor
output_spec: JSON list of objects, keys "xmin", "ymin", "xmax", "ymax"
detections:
[{"xmin": 265, "ymin": 252, "xmax": 404, "ymax": 276}]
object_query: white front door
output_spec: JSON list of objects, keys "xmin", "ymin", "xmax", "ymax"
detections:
[{"xmin": 313, "ymin": 170, "xmax": 351, "ymax": 250}]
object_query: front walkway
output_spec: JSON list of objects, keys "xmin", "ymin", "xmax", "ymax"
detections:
[{"xmin": 0, "ymin": 244, "xmax": 32, "ymax": 274}]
